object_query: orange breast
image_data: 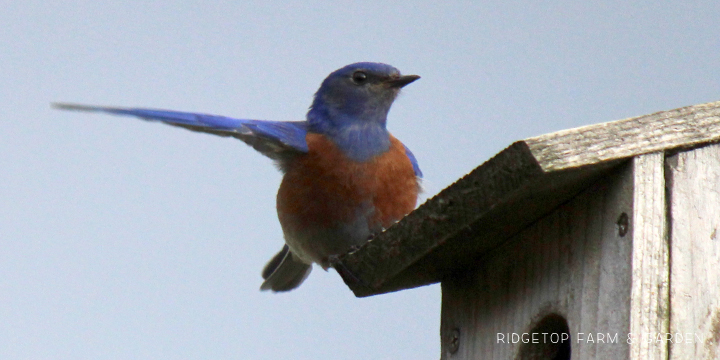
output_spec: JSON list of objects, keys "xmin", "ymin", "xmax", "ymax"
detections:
[{"xmin": 276, "ymin": 133, "xmax": 419, "ymax": 233}]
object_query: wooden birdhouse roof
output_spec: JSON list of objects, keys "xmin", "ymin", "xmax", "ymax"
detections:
[{"xmin": 334, "ymin": 100, "xmax": 720, "ymax": 297}]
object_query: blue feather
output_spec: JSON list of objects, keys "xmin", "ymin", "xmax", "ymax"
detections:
[
  {"xmin": 403, "ymin": 145, "xmax": 423, "ymax": 178},
  {"xmin": 52, "ymin": 103, "xmax": 309, "ymax": 159},
  {"xmin": 52, "ymin": 102, "xmax": 421, "ymax": 177}
]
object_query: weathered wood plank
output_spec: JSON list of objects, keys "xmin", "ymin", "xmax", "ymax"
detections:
[
  {"xmin": 336, "ymin": 144, "xmax": 620, "ymax": 297},
  {"xmin": 666, "ymin": 143, "xmax": 720, "ymax": 359},
  {"xmin": 526, "ymin": 100, "xmax": 720, "ymax": 171},
  {"xmin": 440, "ymin": 162, "xmax": 634, "ymax": 359},
  {"xmin": 629, "ymin": 153, "xmax": 670, "ymax": 360},
  {"xmin": 336, "ymin": 100, "xmax": 720, "ymax": 297}
]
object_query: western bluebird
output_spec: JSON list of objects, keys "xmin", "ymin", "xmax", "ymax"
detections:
[{"xmin": 53, "ymin": 62, "xmax": 422, "ymax": 292}]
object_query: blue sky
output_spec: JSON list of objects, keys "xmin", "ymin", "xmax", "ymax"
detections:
[{"xmin": 2, "ymin": 1, "xmax": 719, "ymax": 359}]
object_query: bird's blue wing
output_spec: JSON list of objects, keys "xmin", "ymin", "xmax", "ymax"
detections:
[
  {"xmin": 403, "ymin": 145, "xmax": 423, "ymax": 178},
  {"xmin": 53, "ymin": 103, "xmax": 308, "ymax": 160}
]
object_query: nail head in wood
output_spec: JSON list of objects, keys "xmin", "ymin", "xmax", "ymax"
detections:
[
  {"xmin": 617, "ymin": 212, "xmax": 629, "ymax": 237},
  {"xmin": 448, "ymin": 328, "xmax": 460, "ymax": 354}
]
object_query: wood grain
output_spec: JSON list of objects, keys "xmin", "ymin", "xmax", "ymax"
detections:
[
  {"xmin": 440, "ymin": 163, "xmax": 634, "ymax": 359},
  {"xmin": 526, "ymin": 100, "xmax": 720, "ymax": 171},
  {"xmin": 336, "ymin": 100, "xmax": 720, "ymax": 297},
  {"xmin": 666, "ymin": 143, "xmax": 720, "ymax": 360},
  {"xmin": 629, "ymin": 153, "xmax": 670, "ymax": 360}
]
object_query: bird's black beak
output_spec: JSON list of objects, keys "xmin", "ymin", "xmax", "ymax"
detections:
[{"xmin": 385, "ymin": 74, "xmax": 420, "ymax": 88}]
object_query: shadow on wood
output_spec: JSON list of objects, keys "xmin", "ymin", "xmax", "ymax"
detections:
[{"xmin": 333, "ymin": 100, "xmax": 720, "ymax": 360}]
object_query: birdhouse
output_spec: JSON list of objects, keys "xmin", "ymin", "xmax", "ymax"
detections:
[{"xmin": 335, "ymin": 100, "xmax": 720, "ymax": 360}]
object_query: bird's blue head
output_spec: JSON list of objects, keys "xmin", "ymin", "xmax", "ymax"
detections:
[{"xmin": 306, "ymin": 62, "xmax": 419, "ymax": 161}]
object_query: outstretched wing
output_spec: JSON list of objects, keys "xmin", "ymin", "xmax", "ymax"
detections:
[{"xmin": 52, "ymin": 103, "xmax": 309, "ymax": 160}]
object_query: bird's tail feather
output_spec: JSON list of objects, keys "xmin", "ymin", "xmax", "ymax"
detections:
[{"xmin": 260, "ymin": 245, "xmax": 312, "ymax": 292}]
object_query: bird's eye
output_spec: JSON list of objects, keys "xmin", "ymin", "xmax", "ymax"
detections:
[{"xmin": 352, "ymin": 71, "xmax": 368, "ymax": 84}]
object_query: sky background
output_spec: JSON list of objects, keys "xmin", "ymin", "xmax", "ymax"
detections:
[{"xmin": 2, "ymin": 1, "xmax": 719, "ymax": 359}]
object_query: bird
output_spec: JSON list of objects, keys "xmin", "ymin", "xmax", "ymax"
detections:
[{"xmin": 53, "ymin": 62, "xmax": 422, "ymax": 292}]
